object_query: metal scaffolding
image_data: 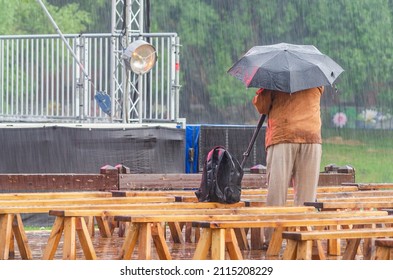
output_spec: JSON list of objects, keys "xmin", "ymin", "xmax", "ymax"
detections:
[{"xmin": 0, "ymin": 0, "xmax": 182, "ymax": 126}]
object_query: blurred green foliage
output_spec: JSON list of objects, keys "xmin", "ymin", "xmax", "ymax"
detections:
[{"xmin": 2, "ymin": 0, "xmax": 393, "ymax": 124}]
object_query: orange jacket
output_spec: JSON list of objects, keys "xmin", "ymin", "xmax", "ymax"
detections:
[{"xmin": 252, "ymin": 87, "xmax": 324, "ymax": 149}]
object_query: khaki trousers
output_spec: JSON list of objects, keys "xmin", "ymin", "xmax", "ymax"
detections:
[{"xmin": 264, "ymin": 143, "xmax": 322, "ymax": 243}]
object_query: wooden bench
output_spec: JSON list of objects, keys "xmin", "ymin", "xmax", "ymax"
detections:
[
  {"xmin": 0, "ymin": 188, "xmax": 249, "ymax": 261},
  {"xmin": 41, "ymin": 208, "xmax": 392, "ymax": 260},
  {"xmin": 191, "ymin": 213, "xmax": 393, "ymax": 260},
  {"xmin": 42, "ymin": 206, "xmax": 318, "ymax": 260},
  {"xmin": 0, "ymin": 192, "xmax": 171, "ymax": 259},
  {"xmin": 0, "ymin": 199, "xmax": 253, "ymax": 260},
  {"xmin": 282, "ymin": 227, "xmax": 393, "ymax": 260},
  {"xmin": 0, "ymin": 185, "xmax": 368, "ymax": 260},
  {"xmin": 304, "ymin": 198, "xmax": 393, "ymax": 256},
  {"xmin": 4, "ymin": 186, "xmax": 354, "ymax": 254}
]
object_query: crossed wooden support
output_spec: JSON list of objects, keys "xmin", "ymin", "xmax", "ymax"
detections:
[{"xmin": 0, "ymin": 213, "xmax": 31, "ymax": 260}]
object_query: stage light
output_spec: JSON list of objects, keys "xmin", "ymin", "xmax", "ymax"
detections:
[{"xmin": 122, "ymin": 39, "xmax": 157, "ymax": 74}]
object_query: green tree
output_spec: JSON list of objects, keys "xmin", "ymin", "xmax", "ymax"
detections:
[
  {"xmin": 0, "ymin": 0, "xmax": 15, "ymax": 35},
  {"xmin": 0, "ymin": 0, "xmax": 97, "ymax": 35},
  {"xmin": 301, "ymin": 0, "xmax": 393, "ymax": 112},
  {"xmin": 150, "ymin": 0, "xmax": 393, "ymax": 123},
  {"xmin": 3, "ymin": 0, "xmax": 393, "ymax": 123}
]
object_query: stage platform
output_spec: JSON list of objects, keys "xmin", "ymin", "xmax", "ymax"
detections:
[{"xmin": 0, "ymin": 123, "xmax": 185, "ymax": 174}]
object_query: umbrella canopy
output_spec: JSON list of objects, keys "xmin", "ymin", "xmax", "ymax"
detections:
[{"xmin": 227, "ymin": 42, "xmax": 344, "ymax": 93}]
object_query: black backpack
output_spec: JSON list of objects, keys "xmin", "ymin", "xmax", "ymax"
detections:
[{"xmin": 195, "ymin": 146, "xmax": 244, "ymax": 204}]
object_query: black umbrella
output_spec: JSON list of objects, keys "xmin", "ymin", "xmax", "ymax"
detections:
[
  {"xmin": 227, "ymin": 42, "xmax": 344, "ymax": 93},
  {"xmin": 228, "ymin": 43, "xmax": 344, "ymax": 168}
]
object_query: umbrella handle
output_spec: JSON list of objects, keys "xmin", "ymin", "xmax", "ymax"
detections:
[{"xmin": 240, "ymin": 114, "xmax": 267, "ymax": 169}]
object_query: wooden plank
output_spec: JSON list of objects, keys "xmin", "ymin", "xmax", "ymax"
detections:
[
  {"xmin": 266, "ymin": 227, "xmax": 284, "ymax": 258},
  {"xmin": 179, "ymin": 194, "xmax": 281, "ymax": 203},
  {"xmin": 194, "ymin": 213, "xmax": 393, "ymax": 229},
  {"xmin": 11, "ymin": 214, "xmax": 32, "ymax": 260},
  {"xmin": 282, "ymin": 228, "xmax": 393, "ymax": 241},
  {"xmin": 225, "ymin": 229, "xmax": 243, "ymax": 260},
  {"xmin": 327, "ymin": 225, "xmax": 341, "ymax": 256},
  {"xmin": 94, "ymin": 215, "xmax": 112, "ymax": 238},
  {"xmin": 0, "ymin": 191, "xmax": 112, "ymax": 200},
  {"xmin": 48, "ymin": 206, "xmax": 315, "ymax": 218},
  {"xmin": 318, "ymin": 196, "xmax": 393, "ymax": 202},
  {"xmin": 138, "ymin": 223, "xmax": 152, "ymax": 260},
  {"xmin": 6, "ymin": 203, "xmax": 249, "ymax": 215},
  {"xmin": 342, "ymin": 238, "xmax": 362, "ymax": 260},
  {"xmin": 113, "ymin": 188, "xmax": 269, "ymax": 197},
  {"xmin": 315, "ymin": 190, "xmax": 393, "ymax": 198},
  {"xmin": 0, "ymin": 214, "xmax": 13, "ymax": 260},
  {"xmin": 296, "ymin": 240, "xmax": 313, "ymax": 260},
  {"xmin": 0, "ymin": 196, "xmax": 176, "ymax": 207},
  {"xmin": 112, "ymin": 190, "xmax": 198, "ymax": 197},
  {"xmin": 151, "ymin": 223, "xmax": 172, "ymax": 260},
  {"xmin": 344, "ymin": 183, "xmax": 393, "ymax": 190},
  {"xmin": 211, "ymin": 228, "xmax": 226, "ymax": 260},
  {"xmin": 42, "ymin": 217, "xmax": 65, "ymax": 260},
  {"xmin": 119, "ymin": 223, "xmax": 139, "ymax": 260},
  {"xmin": 0, "ymin": 202, "xmax": 251, "ymax": 215},
  {"xmin": 305, "ymin": 201, "xmax": 393, "ymax": 210},
  {"xmin": 282, "ymin": 239, "xmax": 298, "ymax": 260},
  {"xmin": 192, "ymin": 228, "xmax": 212, "ymax": 260},
  {"xmin": 315, "ymin": 186, "xmax": 358, "ymax": 193},
  {"xmin": 9, "ymin": 230, "xmax": 15, "ymax": 259},
  {"xmin": 234, "ymin": 228, "xmax": 250, "ymax": 250},
  {"xmin": 129, "ymin": 213, "xmax": 330, "ymax": 223},
  {"xmin": 62, "ymin": 217, "xmax": 77, "ymax": 260},
  {"xmin": 167, "ymin": 222, "xmax": 183, "ymax": 243},
  {"xmin": 75, "ymin": 217, "xmax": 97, "ymax": 260}
]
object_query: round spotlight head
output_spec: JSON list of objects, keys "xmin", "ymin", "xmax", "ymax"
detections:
[{"xmin": 122, "ymin": 39, "xmax": 157, "ymax": 74}]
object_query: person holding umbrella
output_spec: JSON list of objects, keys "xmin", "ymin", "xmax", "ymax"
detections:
[
  {"xmin": 227, "ymin": 43, "xmax": 344, "ymax": 249},
  {"xmin": 252, "ymin": 86, "xmax": 324, "ymax": 249}
]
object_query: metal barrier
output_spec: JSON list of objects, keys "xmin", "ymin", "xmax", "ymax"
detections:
[{"xmin": 0, "ymin": 33, "xmax": 181, "ymax": 124}]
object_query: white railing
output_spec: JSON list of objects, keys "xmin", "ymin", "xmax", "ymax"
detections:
[{"xmin": 0, "ymin": 33, "xmax": 181, "ymax": 124}]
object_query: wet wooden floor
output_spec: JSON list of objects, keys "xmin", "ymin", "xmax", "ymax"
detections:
[{"xmin": 15, "ymin": 228, "xmax": 357, "ymax": 260}]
